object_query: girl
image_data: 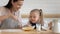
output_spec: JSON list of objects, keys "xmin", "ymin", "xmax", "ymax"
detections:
[
  {"xmin": 25, "ymin": 9, "xmax": 50, "ymax": 30},
  {"xmin": 29, "ymin": 9, "xmax": 44, "ymax": 29}
]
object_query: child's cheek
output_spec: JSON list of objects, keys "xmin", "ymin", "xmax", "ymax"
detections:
[
  {"xmin": 36, "ymin": 17, "xmax": 39, "ymax": 21},
  {"xmin": 32, "ymin": 19, "xmax": 38, "ymax": 23}
]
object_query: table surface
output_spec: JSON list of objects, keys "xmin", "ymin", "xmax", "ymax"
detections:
[{"xmin": 0, "ymin": 29, "xmax": 60, "ymax": 34}]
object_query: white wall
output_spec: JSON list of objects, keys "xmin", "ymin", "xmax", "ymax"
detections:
[
  {"xmin": 20, "ymin": 0, "xmax": 60, "ymax": 14},
  {"xmin": 0, "ymin": 0, "xmax": 60, "ymax": 14},
  {"xmin": 0, "ymin": 0, "xmax": 9, "ymax": 7}
]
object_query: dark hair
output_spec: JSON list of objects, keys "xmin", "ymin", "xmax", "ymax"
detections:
[{"xmin": 4, "ymin": 0, "xmax": 24, "ymax": 9}]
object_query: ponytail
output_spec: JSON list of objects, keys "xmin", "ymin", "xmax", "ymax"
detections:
[
  {"xmin": 39, "ymin": 9, "xmax": 42, "ymax": 16},
  {"xmin": 39, "ymin": 9, "xmax": 44, "ymax": 26}
]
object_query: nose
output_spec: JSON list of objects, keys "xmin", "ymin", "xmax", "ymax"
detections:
[
  {"xmin": 17, "ymin": 3, "xmax": 23, "ymax": 7},
  {"xmin": 17, "ymin": 6, "xmax": 21, "ymax": 9},
  {"xmin": 18, "ymin": 3, "xmax": 23, "ymax": 6},
  {"xmin": 31, "ymin": 17, "xmax": 34, "ymax": 21}
]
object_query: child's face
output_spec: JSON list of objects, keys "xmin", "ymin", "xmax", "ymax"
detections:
[{"xmin": 29, "ymin": 11, "xmax": 40, "ymax": 23}]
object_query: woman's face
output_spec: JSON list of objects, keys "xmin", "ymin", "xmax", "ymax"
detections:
[
  {"xmin": 12, "ymin": 0, "xmax": 24, "ymax": 11},
  {"xmin": 29, "ymin": 11, "xmax": 40, "ymax": 23}
]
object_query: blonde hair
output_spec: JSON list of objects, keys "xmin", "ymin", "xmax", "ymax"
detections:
[{"xmin": 30, "ymin": 9, "xmax": 44, "ymax": 26}]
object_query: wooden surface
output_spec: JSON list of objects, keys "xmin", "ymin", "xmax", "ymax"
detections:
[
  {"xmin": 21, "ymin": 14, "xmax": 60, "ymax": 18},
  {"xmin": 0, "ymin": 29, "xmax": 59, "ymax": 34}
]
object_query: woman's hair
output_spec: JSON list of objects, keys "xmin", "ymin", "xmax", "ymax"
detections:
[
  {"xmin": 4, "ymin": 0, "xmax": 24, "ymax": 9},
  {"xmin": 30, "ymin": 9, "xmax": 44, "ymax": 25}
]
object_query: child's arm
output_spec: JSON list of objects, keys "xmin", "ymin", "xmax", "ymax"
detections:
[{"xmin": 41, "ymin": 22, "xmax": 49, "ymax": 31}]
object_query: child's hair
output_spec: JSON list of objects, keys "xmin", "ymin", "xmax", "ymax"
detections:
[{"xmin": 30, "ymin": 9, "xmax": 44, "ymax": 26}]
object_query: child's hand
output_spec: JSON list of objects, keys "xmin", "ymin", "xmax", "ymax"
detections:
[{"xmin": 48, "ymin": 22, "xmax": 52, "ymax": 30}]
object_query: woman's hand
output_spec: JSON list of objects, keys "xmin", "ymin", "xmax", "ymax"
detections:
[
  {"xmin": 10, "ymin": 14, "xmax": 18, "ymax": 21},
  {"xmin": 8, "ymin": 11, "xmax": 18, "ymax": 21}
]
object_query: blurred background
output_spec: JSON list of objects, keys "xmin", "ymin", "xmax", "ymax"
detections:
[{"xmin": 0, "ymin": 0, "xmax": 60, "ymax": 32}]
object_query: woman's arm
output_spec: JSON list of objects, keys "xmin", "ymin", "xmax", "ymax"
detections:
[
  {"xmin": 0, "ymin": 15, "xmax": 10, "ymax": 21},
  {"xmin": 0, "ymin": 7, "xmax": 10, "ymax": 21}
]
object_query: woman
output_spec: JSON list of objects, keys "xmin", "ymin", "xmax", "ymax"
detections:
[{"xmin": 0, "ymin": 0, "xmax": 24, "ymax": 29}]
